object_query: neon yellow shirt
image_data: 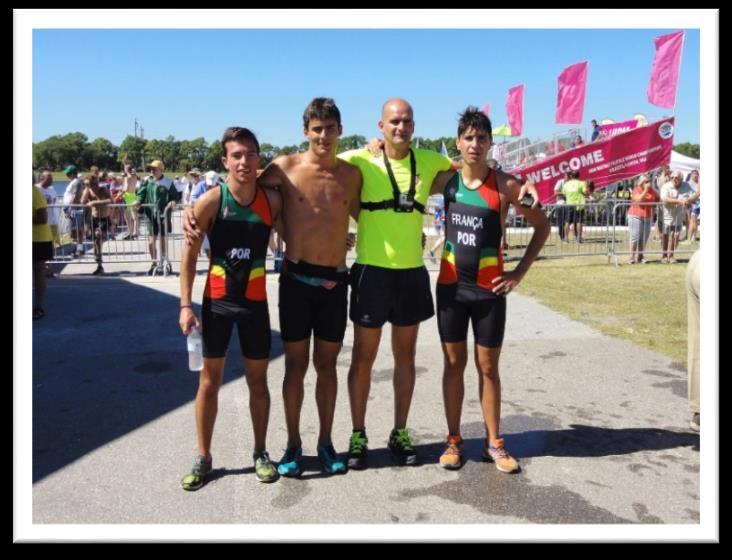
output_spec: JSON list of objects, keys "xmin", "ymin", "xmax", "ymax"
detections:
[
  {"xmin": 562, "ymin": 179, "xmax": 587, "ymax": 208},
  {"xmin": 338, "ymin": 148, "xmax": 452, "ymax": 269},
  {"xmin": 33, "ymin": 186, "xmax": 53, "ymax": 243}
]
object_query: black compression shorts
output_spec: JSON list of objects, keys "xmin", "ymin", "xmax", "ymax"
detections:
[
  {"xmin": 437, "ymin": 284, "xmax": 506, "ymax": 348},
  {"xmin": 279, "ymin": 272, "xmax": 348, "ymax": 343},
  {"xmin": 201, "ymin": 298, "xmax": 271, "ymax": 360}
]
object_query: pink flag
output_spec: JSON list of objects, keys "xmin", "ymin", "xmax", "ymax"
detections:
[
  {"xmin": 482, "ymin": 103, "xmax": 490, "ymax": 117},
  {"xmin": 556, "ymin": 61, "xmax": 588, "ymax": 124},
  {"xmin": 647, "ymin": 30, "xmax": 684, "ymax": 109},
  {"xmin": 505, "ymin": 85, "xmax": 524, "ymax": 137}
]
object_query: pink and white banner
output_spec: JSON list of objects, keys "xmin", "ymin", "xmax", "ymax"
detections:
[
  {"xmin": 513, "ymin": 118, "xmax": 675, "ymax": 204},
  {"xmin": 506, "ymin": 85, "xmax": 524, "ymax": 137},
  {"xmin": 647, "ymin": 30, "xmax": 684, "ymax": 109},
  {"xmin": 556, "ymin": 61, "xmax": 588, "ymax": 124},
  {"xmin": 599, "ymin": 119, "xmax": 639, "ymax": 140},
  {"xmin": 482, "ymin": 103, "xmax": 490, "ymax": 117}
]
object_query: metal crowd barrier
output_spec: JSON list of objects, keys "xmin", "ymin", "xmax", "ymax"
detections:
[
  {"xmin": 47, "ymin": 200, "xmax": 700, "ymax": 275},
  {"xmin": 609, "ymin": 201, "xmax": 700, "ymax": 264},
  {"xmin": 48, "ymin": 203, "xmax": 179, "ymax": 276}
]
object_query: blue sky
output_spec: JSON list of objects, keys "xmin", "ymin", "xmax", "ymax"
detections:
[{"xmin": 33, "ymin": 27, "xmax": 700, "ymax": 148}]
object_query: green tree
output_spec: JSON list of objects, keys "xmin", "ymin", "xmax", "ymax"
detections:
[
  {"xmin": 279, "ymin": 145, "xmax": 299, "ymax": 155},
  {"xmin": 144, "ymin": 137, "xmax": 182, "ymax": 172},
  {"xmin": 204, "ymin": 140, "xmax": 224, "ymax": 172},
  {"xmin": 33, "ymin": 132, "xmax": 88, "ymax": 171},
  {"xmin": 119, "ymin": 135, "xmax": 147, "ymax": 169},
  {"xmin": 673, "ymin": 143, "xmax": 700, "ymax": 159},
  {"xmin": 84, "ymin": 137, "xmax": 118, "ymax": 171},
  {"xmin": 259, "ymin": 143, "xmax": 279, "ymax": 168},
  {"xmin": 338, "ymin": 135, "xmax": 367, "ymax": 151}
]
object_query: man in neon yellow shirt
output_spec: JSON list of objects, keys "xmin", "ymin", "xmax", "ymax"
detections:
[
  {"xmin": 33, "ymin": 182, "xmax": 53, "ymax": 319},
  {"xmin": 338, "ymin": 98, "xmax": 461, "ymax": 468},
  {"xmin": 561, "ymin": 170, "xmax": 587, "ymax": 243}
]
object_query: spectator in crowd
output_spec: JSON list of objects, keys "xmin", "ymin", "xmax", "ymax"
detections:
[
  {"xmin": 562, "ymin": 170, "xmax": 587, "ymax": 242},
  {"xmin": 553, "ymin": 170, "xmax": 570, "ymax": 201},
  {"xmin": 33, "ymin": 178, "xmax": 53, "ymax": 319},
  {"xmin": 36, "ymin": 170, "xmax": 60, "ymax": 276},
  {"xmin": 627, "ymin": 175, "xmax": 659, "ymax": 264},
  {"xmin": 572, "ymin": 135, "xmax": 584, "ymax": 148},
  {"xmin": 660, "ymin": 170, "xmax": 689, "ymax": 263},
  {"xmin": 429, "ymin": 204, "xmax": 445, "ymax": 263},
  {"xmin": 122, "ymin": 166, "xmax": 140, "ymax": 239},
  {"xmin": 108, "ymin": 172, "xmax": 124, "ymax": 236},
  {"xmin": 685, "ymin": 169, "xmax": 700, "ymax": 244},
  {"xmin": 175, "ymin": 172, "xmax": 191, "ymax": 203},
  {"xmin": 81, "ymin": 174, "xmax": 111, "ymax": 275},
  {"xmin": 590, "ymin": 120, "xmax": 603, "ymax": 142},
  {"xmin": 653, "ymin": 166, "xmax": 671, "ymax": 242},
  {"xmin": 135, "ymin": 160, "xmax": 180, "ymax": 275},
  {"xmin": 189, "ymin": 170, "xmax": 221, "ymax": 260},
  {"xmin": 551, "ymin": 192, "xmax": 568, "ymax": 243},
  {"xmin": 62, "ymin": 164, "xmax": 86, "ymax": 257}
]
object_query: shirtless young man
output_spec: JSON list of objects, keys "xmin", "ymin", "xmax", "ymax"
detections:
[
  {"xmin": 184, "ymin": 98, "xmax": 362, "ymax": 476},
  {"xmin": 80, "ymin": 174, "xmax": 112, "ymax": 275}
]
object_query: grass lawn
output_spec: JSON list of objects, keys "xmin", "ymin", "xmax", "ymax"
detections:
[{"xmin": 506, "ymin": 254, "xmax": 692, "ymax": 364}]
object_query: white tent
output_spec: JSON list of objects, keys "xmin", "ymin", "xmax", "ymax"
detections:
[{"xmin": 670, "ymin": 150, "xmax": 700, "ymax": 175}]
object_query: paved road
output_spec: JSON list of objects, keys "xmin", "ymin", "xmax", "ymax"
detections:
[{"xmin": 26, "ymin": 262, "xmax": 702, "ymax": 539}]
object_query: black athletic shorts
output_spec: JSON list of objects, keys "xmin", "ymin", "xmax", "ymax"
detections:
[
  {"xmin": 437, "ymin": 284, "xmax": 506, "ymax": 348},
  {"xmin": 567, "ymin": 207, "xmax": 585, "ymax": 224},
  {"xmin": 201, "ymin": 298, "xmax": 271, "ymax": 360},
  {"xmin": 92, "ymin": 217, "xmax": 109, "ymax": 232},
  {"xmin": 33, "ymin": 241, "xmax": 53, "ymax": 262},
  {"xmin": 279, "ymin": 272, "xmax": 348, "ymax": 343},
  {"xmin": 349, "ymin": 263, "xmax": 434, "ymax": 328}
]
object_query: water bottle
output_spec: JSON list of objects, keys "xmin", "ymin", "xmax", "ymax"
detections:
[{"xmin": 187, "ymin": 327, "xmax": 203, "ymax": 372}]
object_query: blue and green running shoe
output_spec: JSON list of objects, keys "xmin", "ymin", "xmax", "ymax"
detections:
[
  {"xmin": 277, "ymin": 445, "xmax": 303, "ymax": 477},
  {"xmin": 253, "ymin": 450, "xmax": 279, "ymax": 483},
  {"xmin": 180, "ymin": 455, "xmax": 212, "ymax": 491},
  {"xmin": 317, "ymin": 443, "xmax": 347, "ymax": 474}
]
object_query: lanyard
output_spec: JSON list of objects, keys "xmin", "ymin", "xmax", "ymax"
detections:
[{"xmin": 382, "ymin": 148, "xmax": 416, "ymax": 205}]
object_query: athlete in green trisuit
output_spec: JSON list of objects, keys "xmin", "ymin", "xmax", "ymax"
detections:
[{"xmin": 428, "ymin": 107, "xmax": 549, "ymax": 472}]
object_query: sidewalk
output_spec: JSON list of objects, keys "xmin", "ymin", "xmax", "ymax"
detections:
[{"xmin": 30, "ymin": 264, "xmax": 699, "ymax": 527}]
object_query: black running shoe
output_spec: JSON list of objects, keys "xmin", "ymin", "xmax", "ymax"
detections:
[
  {"xmin": 347, "ymin": 429, "xmax": 368, "ymax": 470},
  {"xmin": 388, "ymin": 428, "xmax": 419, "ymax": 466}
]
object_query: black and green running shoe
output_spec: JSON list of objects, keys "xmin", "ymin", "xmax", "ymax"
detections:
[
  {"xmin": 180, "ymin": 455, "xmax": 213, "ymax": 491},
  {"xmin": 346, "ymin": 429, "xmax": 368, "ymax": 470},
  {"xmin": 388, "ymin": 428, "xmax": 419, "ymax": 466},
  {"xmin": 253, "ymin": 450, "xmax": 279, "ymax": 483}
]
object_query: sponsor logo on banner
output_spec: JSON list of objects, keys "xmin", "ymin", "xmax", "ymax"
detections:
[{"xmin": 658, "ymin": 122, "xmax": 674, "ymax": 139}]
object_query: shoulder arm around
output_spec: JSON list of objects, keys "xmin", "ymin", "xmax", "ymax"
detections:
[
  {"xmin": 263, "ymin": 185, "xmax": 283, "ymax": 223},
  {"xmin": 497, "ymin": 170, "xmax": 549, "ymax": 229},
  {"xmin": 192, "ymin": 186, "xmax": 222, "ymax": 235},
  {"xmin": 257, "ymin": 157, "xmax": 290, "ymax": 189},
  {"xmin": 430, "ymin": 169, "xmax": 457, "ymax": 195}
]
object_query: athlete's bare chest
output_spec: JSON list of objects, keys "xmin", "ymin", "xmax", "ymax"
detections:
[{"xmin": 284, "ymin": 168, "xmax": 352, "ymax": 208}]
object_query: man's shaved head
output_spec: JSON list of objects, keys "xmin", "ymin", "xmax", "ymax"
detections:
[{"xmin": 381, "ymin": 98, "xmax": 413, "ymax": 119}]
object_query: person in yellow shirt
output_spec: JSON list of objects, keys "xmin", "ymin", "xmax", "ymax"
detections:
[
  {"xmin": 561, "ymin": 170, "xmax": 587, "ymax": 243},
  {"xmin": 339, "ymin": 99, "xmax": 539, "ymax": 469},
  {"xmin": 33, "ymin": 182, "xmax": 53, "ymax": 319}
]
